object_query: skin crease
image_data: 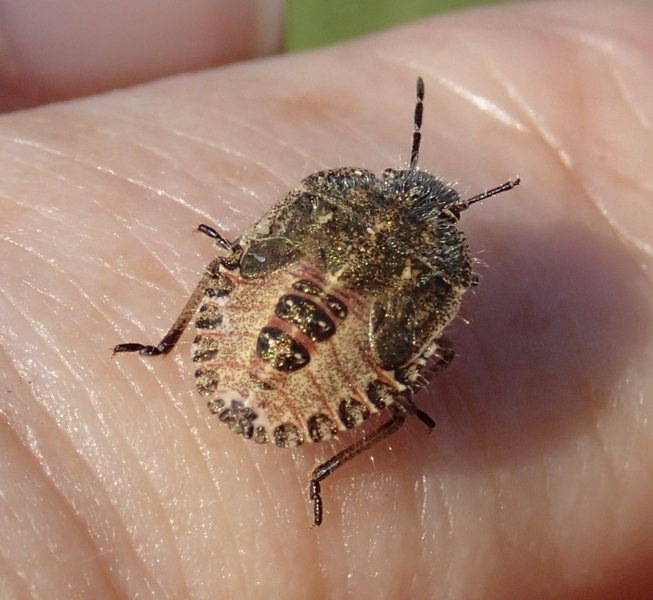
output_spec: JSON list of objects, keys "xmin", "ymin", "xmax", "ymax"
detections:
[{"xmin": 1, "ymin": 0, "xmax": 653, "ymax": 598}]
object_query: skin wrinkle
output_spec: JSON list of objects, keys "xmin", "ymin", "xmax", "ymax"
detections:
[
  {"xmin": 0, "ymin": 211, "xmax": 165, "ymax": 340},
  {"xmin": 125, "ymin": 137, "xmax": 257, "ymax": 221},
  {"xmin": 94, "ymin": 164, "xmax": 210, "ymax": 219},
  {"xmin": 6, "ymin": 134, "xmax": 67, "ymax": 157},
  {"xmin": 9, "ymin": 114, "xmax": 256, "ymax": 232},
  {"xmin": 0, "ymin": 233, "xmax": 206, "ymax": 600},
  {"xmin": 562, "ymin": 266, "xmax": 626, "ymax": 506},
  {"xmin": 575, "ymin": 29, "xmax": 653, "ymax": 132},
  {"xmin": 602, "ymin": 212, "xmax": 653, "ymax": 260},
  {"xmin": 116, "ymin": 346, "xmax": 245, "ymax": 589},
  {"xmin": 165, "ymin": 121, "xmax": 310, "ymax": 226},
  {"xmin": 375, "ymin": 46, "xmax": 528, "ymax": 131},
  {"xmin": 87, "ymin": 389, "xmax": 196, "ymax": 598},
  {"xmin": 7, "ymin": 138, "xmax": 216, "ymax": 293},
  {"xmin": 437, "ymin": 75, "xmax": 528, "ymax": 132},
  {"xmin": 330, "ymin": 109, "xmax": 398, "ymax": 166},
  {"xmin": 94, "ymin": 132, "xmax": 268, "ymax": 223},
  {"xmin": 573, "ymin": 26, "xmax": 617, "ymax": 55},
  {"xmin": 580, "ymin": 52, "xmax": 653, "ymax": 261},
  {"xmin": 501, "ymin": 78, "xmax": 574, "ymax": 170},
  {"xmin": 577, "ymin": 27, "xmax": 653, "ymax": 132},
  {"xmin": 22, "ymin": 277, "xmax": 75, "ymax": 308},
  {"xmin": 444, "ymin": 25, "xmax": 579, "ymax": 170},
  {"xmin": 109, "ymin": 233, "xmax": 202, "ymax": 296},
  {"xmin": 167, "ymin": 127, "xmax": 283, "ymax": 187},
  {"xmin": 459, "ymin": 44, "xmax": 534, "ymax": 135},
  {"xmin": 0, "ymin": 266, "xmax": 100, "ymax": 368},
  {"xmin": 208, "ymin": 109, "xmax": 322, "ymax": 173},
  {"xmin": 1, "ymin": 235, "xmax": 71, "ymax": 300},
  {"xmin": 396, "ymin": 476, "xmax": 422, "ymax": 596},
  {"xmin": 112, "ymin": 219, "xmax": 211, "ymax": 305},
  {"xmin": 578, "ymin": 183, "xmax": 653, "ymax": 272},
  {"xmin": 1, "ymin": 401, "xmax": 143, "ymax": 598},
  {"xmin": 570, "ymin": 27, "xmax": 653, "ymax": 264},
  {"xmin": 250, "ymin": 454, "xmax": 275, "ymax": 524},
  {"xmin": 0, "ymin": 466, "xmax": 100, "ymax": 594},
  {"xmin": 0, "ymin": 549, "xmax": 31, "ymax": 597},
  {"xmin": 611, "ymin": 66, "xmax": 653, "ymax": 131},
  {"xmin": 188, "ymin": 460, "xmax": 243, "ymax": 598},
  {"xmin": 448, "ymin": 322, "xmax": 512, "ymax": 588},
  {"xmin": 3, "ymin": 4, "xmax": 653, "ymax": 597},
  {"xmin": 94, "ymin": 253, "xmax": 171, "ymax": 292}
]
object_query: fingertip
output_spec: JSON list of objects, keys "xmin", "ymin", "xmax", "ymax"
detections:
[
  {"xmin": 0, "ymin": 0, "xmax": 284, "ymax": 112},
  {"xmin": 254, "ymin": 0, "xmax": 285, "ymax": 57}
]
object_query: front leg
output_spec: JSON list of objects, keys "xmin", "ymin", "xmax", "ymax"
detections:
[
  {"xmin": 113, "ymin": 254, "xmax": 233, "ymax": 357},
  {"xmin": 113, "ymin": 223, "xmax": 241, "ymax": 357}
]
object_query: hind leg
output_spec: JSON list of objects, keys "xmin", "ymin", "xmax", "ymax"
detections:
[{"xmin": 309, "ymin": 404, "xmax": 409, "ymax": 526}]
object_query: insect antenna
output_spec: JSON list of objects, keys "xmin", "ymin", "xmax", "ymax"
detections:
[
  {"xmin": 455, "ymin": 177, "xmax": 521, "ymax": 213},
  {"xmin": 410, "ymin": 76, "xmax": 425, "ymax": 170}
]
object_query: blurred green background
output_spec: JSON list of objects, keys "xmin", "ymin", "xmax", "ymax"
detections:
[{"xmin": 287, "ymin": 0, "xmax": 512, "ymax": 50}]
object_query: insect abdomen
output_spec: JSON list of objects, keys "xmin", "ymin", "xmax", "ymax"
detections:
[{"xmin": 195, "ymin": 265, "xmax": 401, "ymax": 448}]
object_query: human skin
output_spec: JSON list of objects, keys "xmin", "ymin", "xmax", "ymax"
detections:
[
  {"xmin": 1, "ymin": 1, "xmax": 653, "ymax": 598},
  {"xmin": 0, "ymin": 0, "xmax": 283, "ymax": 111}
]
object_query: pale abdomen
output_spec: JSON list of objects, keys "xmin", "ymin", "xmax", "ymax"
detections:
[{"xmin": 193, "ymin": 264, "xmax": 404, "ymax": 447}]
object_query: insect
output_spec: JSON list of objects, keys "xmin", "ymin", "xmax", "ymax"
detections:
[{"xmin": 114, "ymin": 77, "xmax": 519, "ymax": 526}]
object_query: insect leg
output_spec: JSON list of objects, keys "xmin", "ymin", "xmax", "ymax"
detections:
[
  {"xmin": 392, "ymin": 337, "xmax": 453, "ymax": 428},
  {"xmin": 395, "ymin": 336, "xmax": 455, "ymax": 394},
  {"xmin": 309, "ymin": 403, "xmax": 408, "ymax": 526},
  {"xmin": 196, "ymin": 224, "xmax": 235, "ymax": 252},
  {"xmin": 113, "ymin": 256, "xmax": 228, "ymax": 357},
  {"xmin": 422, "ymin": 336, "xmax": 455, "ymax": 377}
]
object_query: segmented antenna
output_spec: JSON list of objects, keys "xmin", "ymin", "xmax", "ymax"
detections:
[
  {"xmin": 457, "ymin": 178, "xmax": 521, "ymax": 212},
  {"xmin": 410, "ymin": 76, "xmax": 425, "ymax": 170},
  {"xmin": 408, "ymin": 75, "xmax": 520, "ymax": 213}
]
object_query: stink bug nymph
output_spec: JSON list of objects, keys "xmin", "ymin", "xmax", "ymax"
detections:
[{"xmin": 114, "ymin": 77, "xmax": 519, "ymax": 526}]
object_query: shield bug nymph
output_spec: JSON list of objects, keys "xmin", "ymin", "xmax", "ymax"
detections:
[{"xmin": 114, "ymin": 77, "xmax": 519, "ymax": 526}]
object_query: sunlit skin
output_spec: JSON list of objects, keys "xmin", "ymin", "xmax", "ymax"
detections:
[
  {"xmin": 1, "ymin": 2, "xmax": 653, "ymax": 598},
  {"xmin": 114, "ymin": 77, "xmax": 518, "ymax": 526}
]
